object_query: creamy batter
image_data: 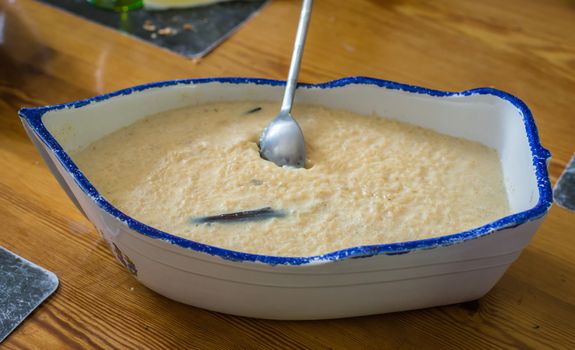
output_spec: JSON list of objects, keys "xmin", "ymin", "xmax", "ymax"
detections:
[{"xmin": 72, "ymin": 102, "xmax": 510, "ymax": 257}]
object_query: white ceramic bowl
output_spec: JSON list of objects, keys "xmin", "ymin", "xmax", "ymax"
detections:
[{"xmin": 19, "ymin": 77, "xmax": 553, "ymax": 320}]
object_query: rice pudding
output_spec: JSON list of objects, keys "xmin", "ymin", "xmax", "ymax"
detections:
[{"xmin": 72, "ymin": 101, "xmax": 510, "ymax": 256}]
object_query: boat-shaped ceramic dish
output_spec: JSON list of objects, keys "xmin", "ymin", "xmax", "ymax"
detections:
[{"xmin": 19, "ymin": 77, "xmax": 553, "ymax": 320}]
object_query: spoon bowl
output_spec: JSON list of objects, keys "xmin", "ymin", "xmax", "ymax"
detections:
[{"xmin": 259, "ymin": 111, "xmax": 306, "ymax": 168}]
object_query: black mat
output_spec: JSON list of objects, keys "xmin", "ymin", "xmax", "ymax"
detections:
[
  {"xmin": 39, "ymin": 0, "xmax": 268, "ymax": 58},
  {"xmin": 554, "ymin": 153, "xmax": 575, "ymax": 211},
  {"xmin": 0, "ymin": 247, "xmax": 58, "ymax": 342}
]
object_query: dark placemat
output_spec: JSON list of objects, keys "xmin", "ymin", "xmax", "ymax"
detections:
[
  {"xmin": 39, "ymin": 0, "xmax": 268, "ymax": 58},
  {"xmin": 554, "ymin": 153, "xmax": 575, "ymax": 211},
  {"xmin": 0, "ymin": 247, "xmax": 58, "ymax": 342}
]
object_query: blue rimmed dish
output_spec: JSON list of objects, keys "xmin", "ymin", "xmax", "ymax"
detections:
[{"xmin": 19, "ymin": 77, "xmax": 552, "ymax": 319}]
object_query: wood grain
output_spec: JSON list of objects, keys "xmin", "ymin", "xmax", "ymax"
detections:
[{"xmin": 1, "ymin": 0, "xmax": 574, "ymax": 348}]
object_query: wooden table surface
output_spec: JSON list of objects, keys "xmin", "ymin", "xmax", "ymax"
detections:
[{"xmin": 1, "ymin": 0, "xmax": 574, "ymax": 348}]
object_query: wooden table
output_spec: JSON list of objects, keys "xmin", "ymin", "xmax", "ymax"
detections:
[{"xmin": 1, "ymin": 0, "xmax": 574, "ymax": 348}]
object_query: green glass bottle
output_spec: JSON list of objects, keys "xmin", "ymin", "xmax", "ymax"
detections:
[{"xmin": 87, "ymin": 0, "xmax": 143, "ymax": 12}]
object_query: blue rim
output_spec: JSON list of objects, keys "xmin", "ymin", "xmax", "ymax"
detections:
[{"xmin": 18, "ymin": 77, "xmax": 553, "ymax": 266}]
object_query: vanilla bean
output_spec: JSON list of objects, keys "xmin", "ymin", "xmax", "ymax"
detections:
[
  {"xmin": 192, "ymin": 207, "xmax": 285, "ymax": 224},
  {"xmin": 244, "ymin": 107, "xmax": 262, "ymax": 114}
]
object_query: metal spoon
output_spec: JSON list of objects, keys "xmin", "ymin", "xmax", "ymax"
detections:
[{"xmin": 259, "ymin": 0, "xmax": 312, "ymax": 168}]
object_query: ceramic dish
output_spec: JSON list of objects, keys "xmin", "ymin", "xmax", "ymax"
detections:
[{"xmin": 19, "ymin": 77, "xmax": 553, "ymax": 320}]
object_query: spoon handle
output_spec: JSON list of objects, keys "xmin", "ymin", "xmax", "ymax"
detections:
[{"xmin": 280, "ymin": 0, "xmax": 313, "ymax": 115}]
